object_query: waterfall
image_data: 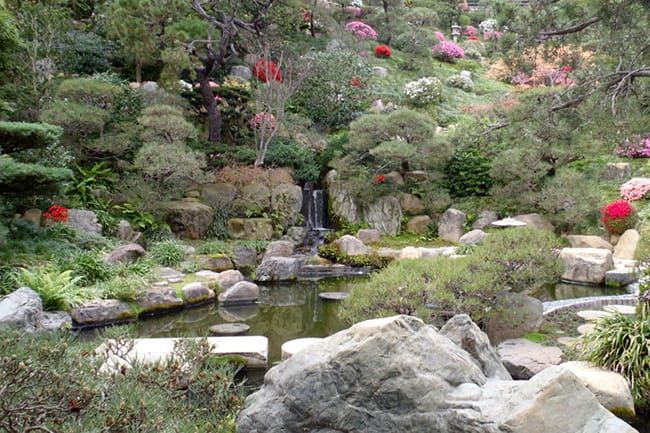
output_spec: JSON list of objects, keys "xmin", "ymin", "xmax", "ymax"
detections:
[
  {"xmin": 301, "ymin": 184, "xmax": 329, "ymax": 254},
  {"xmin": 302, "ymin": 185, "xmax": 328, "ymax": 230}
]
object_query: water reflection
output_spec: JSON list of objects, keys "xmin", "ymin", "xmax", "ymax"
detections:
[
  {"xmin": 533, "ymin": 283, "xmax": 627, "ymax": 302},
  {"xmin": 134, "ymin": 278, "xmax": 361, "ymax": 363}
]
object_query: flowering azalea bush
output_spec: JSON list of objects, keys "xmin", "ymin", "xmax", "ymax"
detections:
[
  {"xmin": 249, "ymin": 112, "xmax": 277, "ymax": 131},
  {"xmin": 483, "ymin": 30, "xmax": 504, "ymax": 41},
  {"xmin": 464, "ymin": 25, "xmax": 477, "ymax": 37},
  {"xmin": 404, "ymin": 76, "xmax": 443, "ymax": 106},
  {"xmin": 446, "ymin": 74, "xmax": 474, "ymax": 92},
  {"xmin": 253, "ymin": 59, "xmax": 282, "ymax": 82},
  {"xmin": 616, "ymin": 134, "xmax": 650, "ymax": 158},
  {"xmin": 434, "ymin": 31, "xmax": 445, "ymax": 42},
  {"xmin": 43, "ymin": 205, "xmax": 69, "ymax": 223},
  {"xmin": 374, "ymin": 174, "xmax": 385, "ymax": 184},
  {"xmin": 479, "ymin": 19, "xmax": 498, "ymax": 34},
  {"xmin": 345, "ymin": 21, "xmax": 377, "ymax": 40},
  {"xmin": 601, "ymin": 200, "xmax": 635, "ymax": 235},
  {"xmin": 432, "ymin": 41, "xmax": 465, "ymax": 62},
  {"xmin": 374, "ymin": 45, "xmax": 392, "ymax": 58},
  {"xmin": 620, "ymin": 178, "xmax": 650, "ymax": 201}
]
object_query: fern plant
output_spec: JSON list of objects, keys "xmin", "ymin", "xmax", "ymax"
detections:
[{"xmin": 15, "ymin": 267, "xmax": 87, "ymax": 311}]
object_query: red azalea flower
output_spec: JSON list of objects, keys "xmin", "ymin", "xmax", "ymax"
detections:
[
  {"xmin": 253, "ymin": 59, "xmax": 283, "ymax": 83},
  {"xmin": 374, "ymin": 175, "xmax": 385, "ymax": 184},
  {"xmin": 560, "ymin": 65, "xmax": 573, "ymax": 73},
  {"xmin": 600, "ymin": 199, "xmax": 634, "ymax": 235},
  {"xmin": 374, "ymin": 44, "xmax": 392, "ymax": 58},
  {"xmin": 350, "ymin": 77, "xmax": 361, "ymax": 87},
  {"xmin": 468, "ymin": 36, "xmax": 480, "ymax": 41},
  {"xmin": 43, "ymin": 204, "xmax": 69, "ymax": 223}
]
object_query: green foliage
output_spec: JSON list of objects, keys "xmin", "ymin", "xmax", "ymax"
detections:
[
  {"xmin": 265, "ymin": 138, "xmax": 319, "ymax": 183},
  {"xmin": 291, "ymin": 49, "xmax": 371, "ymax": 128},
  {"xmin": 206, "ymin": 207, "xmax": 231, "ymax": 240},
  {"xmin": 138, "ymin": 104, "xmax": 197, "ymax": 144},
  {"xmin": 150, "ymin": 240, "xmax": 186, "ymax": 267},
  {"xmin": 445, "ymin": 145, "xmax": 492, "ymax": 197},
  {"xmin": 94, "ymin": 275, "xmax": 146, "ymax": 302},
  {"xmin": 60, "ymin": 30, "xmax": 114, "ymax": 75},
  {"xmin": 54, "ymin": 78, "xmax": 123, "ymax": 109},
  {"xmin": 446, "ymin": 74, "xmax": 475, "ymax": 92},
  {"xmin": 581, "ymin": 305, "xmax": 650, "ymax": 410},
  {"xmin": 14, "ymin": 267, "xmax": 87, "ymax": 311},
  {"xmin": 318, "ymin": 243, "xmax": 392, "ymax": 269},
  {"xmin": 0, "ymin": 155, "xmax": 73, "ymax": 194},
  {"xmin": 54, "ymin": 250, "xmax": 113, "ymax": 286},
  {"xmin": 40, "ymin": 100, "xmax": 109, "ymax": 139},
  {"xmin": 0, "ymin": 121, "xmax": 63, "ymax": 153},
  {"xmin": 0, "ymin": 329, "xmax": 245, "ymax": 433},
  {"xmin": 339, "ymin": 228, "xmax": 563, "ymax": 324}
]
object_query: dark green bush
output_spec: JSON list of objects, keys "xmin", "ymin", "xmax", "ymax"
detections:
[
  {"xmin": 150, "ymin": 240, "xmax": 186, "ymax": 267},
  {"xmin": 55, "ymin": 250, "xmax": 114, "ymax": 286},
  {"xmin": 60, "ymin": 30, "xmax": 114, "ymax": 75},
  {"xmin": 265, "ymin": 138, "xmax": 319, "ymax": 183},
  {"xmin": 445, "ymin": 146, "xmax": 493, "ymax": 197},
  {"xmin": 291, "ymin": 49, "xmax": 371, "ymax": 129},
  {"xmin": 54, "ymin": 78, "xmax": 123, "ymax": 109}
]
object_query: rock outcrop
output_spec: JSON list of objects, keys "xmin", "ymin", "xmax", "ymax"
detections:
[
  {"xmin": 237, "ymin": 315, "xmax": 635, "ymax": 433},
  {"xmin": 438, "ymin": 208, "xmax": 466, "ymax": 242},
  {"xmin": 560, "ymin": 248, "xmax": 615, "ymax": 284}
]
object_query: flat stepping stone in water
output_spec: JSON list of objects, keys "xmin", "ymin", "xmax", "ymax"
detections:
[
  {"xmin": 604, "ymin": 304, "xmax": 636, "ymax": 315},
  {"xmin": 319, "ymin": 292, "xmax": 349, "ymax": 301},
  {"xmin": 576, "ymin": 310, "xmax": 613, "ymax": 321},
  {"xmin": 577, "ymin": 323, "xmax": 596, "ymax": 336},
  {"xmin": 209, "ymin": 323, "xmax": 250, "ymax": 336},
  {"xmin": 281, "ymin": 338, "xmax": 323, "ymax": 361}
]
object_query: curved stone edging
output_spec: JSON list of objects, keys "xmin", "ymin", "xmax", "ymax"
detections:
[{"xmin": 543, "ymin": 294, "xmax": 638, "ymax": 316}]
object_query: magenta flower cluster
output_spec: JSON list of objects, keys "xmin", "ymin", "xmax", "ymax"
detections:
[
  {"xmin": 345, "ymin": 21, "xmax": 378, "ymax": 40},
  {"xmin": 616, "ymin": 134, "xmax": 650, "ymax": 158},
  {"xmin": 464, "ymin": 25, "xmax": 477, "ymax": 37},
  {"xmin": 432, "ymin": 40, "xmax": 465, "ymax": 62},
  {"xmin": 434, "ymin": 31, "xmax": 445, "ymax": 42},
  {"xmin": 483, "ymin": 30, "xmax": 504, "ymax": 41}
]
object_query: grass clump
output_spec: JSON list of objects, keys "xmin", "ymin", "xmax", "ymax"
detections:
[
  {"xmin": 149, "ymin": 240, "xmax": 186, "ymax": 267},
  {"xmin": 581, "ymin": 294, "xmax": 650, "ymax": 410}
]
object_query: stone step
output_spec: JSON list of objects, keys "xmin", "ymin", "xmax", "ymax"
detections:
[
  {"xmin": 97, "ymin": 336, "xmax": 268, "ymax": 372},
  {"xmin": 604, "ymin": 304, "xmax": 637, "ymax": 315},
  {"xmin": 576, "ymin": 310, "xmax": 613, "ymax": 321}
]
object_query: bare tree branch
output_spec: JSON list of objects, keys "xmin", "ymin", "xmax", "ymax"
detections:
[{"xmin": 539, "ymin": 16, "xmax": 600, "ymax": 38}]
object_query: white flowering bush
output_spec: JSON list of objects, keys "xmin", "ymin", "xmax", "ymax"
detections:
[
  {"xmin": 404, "ymin": 77, "xmax": 443, "ymax": 106},
  {"xmin": 350, "ymin": 0, "xmax": 363, "ymax": 6},
  {"xmin": 479, "ymin": 19, "xmax": 498, "ymax": 34},
  {"xmin": 446, "ymin": 74, "xmax": 474, "ymax": 92}
]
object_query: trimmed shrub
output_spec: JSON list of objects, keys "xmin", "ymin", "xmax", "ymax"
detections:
[
  {"xmin": 40, "ymin": 100, "xmax": 109, "ymax": 139},
  {"xmin": 60, "ymin": 30, "xmax": 114, "ymax": 75},
  {"xmin": 265, "ymin": 138, "xmax": 319, "ymax": 183},
  {"xmin": 445, "ymin": 146, "xmax": 492, "ymax": 197},
  {"xmin": 404, "ymin": 77, "xmax": 443, "ymax": 106},
  {"xmin": 54, "ymin": 78, "xmax": 123, "ymax": 109},
  {"xmin": 446, "ymin": 74, "xmax": 474, "ymax": 92}
]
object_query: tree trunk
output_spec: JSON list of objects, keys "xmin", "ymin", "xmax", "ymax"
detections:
[
  {"xmin": 136, "ymin": 59, "xmax": 142, "ymax": 84},
  {"xmin": 198, "ymin": 72, "xmax": 222, "ymax": 142}
]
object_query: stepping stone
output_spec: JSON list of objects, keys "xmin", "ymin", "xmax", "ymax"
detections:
[
  {"xmin": 604, "ymin": 305, "xmax": 636, "ymax": 315},
  {"xmin": 557, "ymin": 336, "xmax": 583, "ymax": 350},
  {"xmin": 157, "ymin": 267, "xmax": 184, "ymax": 280},
  {"xmin": 152, "ymin": 281, "xmax": 169, "ymax": 287},
  {"xmin": 281, "ymin": 338, "xmax": 323, "ymax": 361},
  {"xmin": 167, "ymin": 277, "xmax": 183, "ymax": 283},
  {"xmin": 195, "ymin": 270, "xmax": 221, "ymax": 280},
  {"xmin": 97, "ymin": 336, "xmax": 268, "ymax": 371},
  {"xmin": 209, "ymin": 323, "xmax": 250, "ymax": 336},
  {"xmin": 577, "ymin": 323, "xmax": 596, "ymax": 336},
  {"xmin": 576, "ymin": 310, "xmax": 613, "ymax": 321},
  {"xmin": 319, "ymin": 292, "xmax": 349, "ymax": 301},
  {"xmin": 605, "ymin": 268, "xmax": 637, "ymax": 286}
]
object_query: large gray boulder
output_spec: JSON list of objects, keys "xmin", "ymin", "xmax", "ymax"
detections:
[
  {"xmin": 438, "ymin": 208, "xmax": 466, "ymax": 242},
  {"xmin": 271, "ymin": 183, "xmax": 303, "ymax": 228},
  {"xmin": 325, "ymin": 170, "xmax": 360, "ymax": 225},
  {"xmin": 227, "ymin": 218, "xmax": 274, "ymax": 241},
  {"xmin": 255, "ymin": 257, "xmax": 301, "ymax": 282},
  {"xmin": 233, "ymin": 184, "xmax": 271, "ymax": 215},
  {"xmin": 406, "ymin": 215, "xmax": 431, "ymax": 235},
  {"xmin": 233, "ymin": 246, "xmax": 258, "ymax": 272},
  {"xmin": 513, "ymin": 213, "xmax": 555, "ymax": 231},
  {"xmin": 201, "ymin": 183, "xmax": 237, "ymax": 210},
  {"xmin": 398, "ymin": 193, "xmax": 424, "ymax": 216},
  {"xmin": 218, "ymin": 281, "xmax": 260, "ymax": 305},
  {"xmin": 497, "ymin": 338, "xmax": 563, "ymax": 379},
  {"xmin": 567, "ymin": 235, "xmax": 614, "ymax": 251},
  {"xmin": 333, "ymin": 235, "xmax": 369, "ymax": 256},
  {"xmin": 230, "ymin": 65, "xmax": 252, "ymax": 81},
  {"xmin": 439, "ymin": 314, "xmax": 511, "ymax": 380},
  {"xmin": 214, "ymin": 270, "xmax": 245, "ymax": 290},
  {"xmin": 70, "ymin": 299, "xmax": 137, "ymax": 327},
  {"xmin": 356, "ymin": 228, "xmax": 381, "ymax": 245},
  {"xmin": 104, "ymin": 243, "xmax": 146, "ymax": 264},
  {"xmin": 472, "ymin": 210, "xmax": 498, "ymax": 230},
  {"xmin": 613, "ymin": 229, "xmax": 640, "ymax": 260},
  {"xmin": 560, "ymin": 248, "xmax": 615, "ymax": 284},
  {"xmin": 557, "ymin": 361, "xmax": 635, "ymax": 418},
  {"xmin": 262, "ymin": 240, "xmax": 295, "ymax": 261},
  {"xmin": 484, "ymin": 293, "xmax": 543, "ymax": 344},
  {"xmin": 459, "ymin": 229, "xmax": 487, "ymax": 245},
  {"xmin": 236, "ymin": 315, "xmax": 635, "ymax": 433},
  {"xmin": 0, "ymin": 287, "xmax": 43, "ymax": 332},
  {"xmin": 363, "ymin": 196, "xmax": 402, "ymax": 236},
  {"xmin": 67, "ymin": 209, "xmax": 103, "ymax": 235},
  {"xmin": 136, "ymin": 288, "xmax": 184, "ymax": 314},
  {"xmin": 160, "ymin": 199, "xmax": 214, "ymax": 240}
]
